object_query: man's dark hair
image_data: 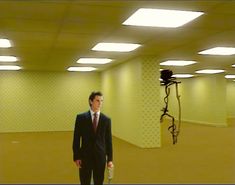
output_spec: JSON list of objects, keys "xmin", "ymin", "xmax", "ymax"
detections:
[{"xmin": 89, "ymin": 91, "xmax": 103, "ymax": 106}]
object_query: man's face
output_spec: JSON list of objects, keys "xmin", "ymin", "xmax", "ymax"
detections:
[{"xmin": 90, "ymin": 95, "xmax": 103, "ymax": 112}]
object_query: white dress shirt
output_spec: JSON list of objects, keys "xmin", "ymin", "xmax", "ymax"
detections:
[{"xmin": 90, "ymin": 109, "xmax": 100, "ymax": 127}]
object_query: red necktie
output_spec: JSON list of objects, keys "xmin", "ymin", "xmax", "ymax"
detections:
[{"xmin": 93, "ymin": 113, "xmax": 97, "ymax": 132}]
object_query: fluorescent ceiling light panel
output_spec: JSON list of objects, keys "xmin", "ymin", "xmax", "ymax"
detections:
[
  {"xmin": 199, "ymin": 47, "xmax": 235, "ymax": 55},
  {"xmin": 160, "ymin": 60, "xmax": 197, "ymax": 66},
  {"xmin": 0, "ymin": 39, "xmax": 11, "ymax": 48},
  {"xmin": 0, "ymin": 56, "xmax": 18, "ymax": 62},
  {"xmin": 123, "ymin": 8, "xmax": 204, "ymax": 28},
  {"xmin": 67, "ymin": 67, "xmax": 96, "ymax": 72},
  {"xmin": 225, "ymin": 75, "xmax": 235, "ymax": 79},
  {"xmin": 77, "ymin": 58, "xmax": 112, "ymax": 64},
  {"xmin": 0, "ymin": 65, "xmax": 21, "ymax": 70},
  {"xmin": 172, "ymin": 74, "xmax": 194, "ymax": 78},
  {"xmin": 195, "ymin": 69, "xmax": 225, "ymax": 74},
  {"xmin": 92, "ymin": 43, "xmax": 141, "ymax": 52}
]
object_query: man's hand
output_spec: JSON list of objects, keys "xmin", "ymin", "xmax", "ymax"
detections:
[
  {"xmin": 107, "ymin": 161, "xmax": 113, "ymax": 168},
  {"xmin": 75, "ymin": 160, "xmax": 82, "ymax": 168}
]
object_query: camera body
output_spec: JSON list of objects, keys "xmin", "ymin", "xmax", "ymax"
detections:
[{"xmin": 160, "ymin": 69, "xmax": 175, "ymax": 85}]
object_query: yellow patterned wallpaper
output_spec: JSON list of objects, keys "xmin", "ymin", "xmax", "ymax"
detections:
[
  {"xmin": 0, "ymin": 71, "xmax": 101, "ymax": 132},
  {"xmin": 141, "ymin": 57, "xmax": 161, "ymax": 147},
  {"xmin": 102, "ymin": 57, "xmax": 161, "ymax": 148},
  {"xmin": 227, "ymin": 81, "xmax": 235, "ymax": 119},
  {"xmin": 0, "ymin": 61, "xmax": 161, "ymax": 147}
]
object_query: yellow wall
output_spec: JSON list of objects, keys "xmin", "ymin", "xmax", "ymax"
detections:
[
  {"xmin": 0, "ymin": 71, "xmax": 101, "ymax": 132},
  {"xmin": 226, "ymin": 81, "xmax": 235, "ymax": 119},
  {"xmin": 102, "ymin": 57, "xmax": 161, "ymax": 148},
  {"xmin": 0, "ymin": 61, "xmax": 161, "ymax": 148},
  {"xmin": 101, "ymin": 59, "xmax": 142, "ymax": 146},
  {"xmin": 161, "ymin": 74, "xmax": 227, "ymax": 127},
  {"xmin": 140, "ymin": 57, "xmax": 161, "ymax": 147}
]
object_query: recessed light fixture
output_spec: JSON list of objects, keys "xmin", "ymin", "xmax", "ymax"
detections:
[
  {"xmin": 92, "ymin": 43, "xmax": 141, "ymax": 52},
  {"xmin": 172, "ymin": 74, "xmax": 194, "ymax": 78},
  {"xmin": 0, "ymin": 65, "xmax": 21, "ymax": 70},
  {"xmin": 225, "ymin": 75, "xmax": 235, "ymax": 79},
  {"xmin": 77, "ymin": 58, "xmax": 112, "ymax": 64},
  {"xmin": 67, "ymin": 67, "xmax": 96, "ymax": 72},
  {"xmin": 198, "ymin": 47, "xmax": 235, "ymax": 55},
  {"xmin": 123, "ymin": 8, "xmax": 204, "ymax": 28},
  {"xmin": 0, "ymin": 39, "xmax": 11, "ymax": 48},
  {"xmin": 160, "ymin": 60, "xmax": 197, "ymax": 66},
  {"xmin": 195, "ymin": 69, "xmax": 225, "ymax": 74},
  {"xmin": 232, "ymin": 64, "xmax": 235, "ymax": 67},
  {"xmin": 0, "ymin": 56, "xmax": 18, "ymax": 62}
]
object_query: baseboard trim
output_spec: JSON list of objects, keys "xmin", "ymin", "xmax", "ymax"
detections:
[
  {"xmin": 183, "ymin": 119, "xmax": 227, "ymax": 127},
  {"xmin": 163, "ymin": 117, "xmax": 227, "ymax": 127}
]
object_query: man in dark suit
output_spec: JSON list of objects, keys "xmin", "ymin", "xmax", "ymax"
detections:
[{"xmin": 73, "ymin": 91, "xmax": 113, "ymax": 185}]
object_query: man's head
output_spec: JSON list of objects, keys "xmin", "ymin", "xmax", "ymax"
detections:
[{"xmin": 89, "ymin": 91, "xmax": 103, "ymax": 112}]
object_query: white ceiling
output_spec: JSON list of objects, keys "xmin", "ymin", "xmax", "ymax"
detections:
[{"xmin": 0, "ymin": 0, "xmax": 235, "ymax": 76}]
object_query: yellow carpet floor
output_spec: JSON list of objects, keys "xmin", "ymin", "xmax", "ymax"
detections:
[{"xmin": 0, "ymin": 120, "xmax": 235, "ymax": 184}]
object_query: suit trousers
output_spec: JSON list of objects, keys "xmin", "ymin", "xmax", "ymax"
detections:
[{"xmin": 79, "ymin": 157, "xmax": 106, "ymax": 185}]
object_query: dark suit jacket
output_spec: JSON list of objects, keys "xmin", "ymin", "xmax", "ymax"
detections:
[{"xmin": 73, "ymin": 111, "xmax": 113, "ymax": 167}]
